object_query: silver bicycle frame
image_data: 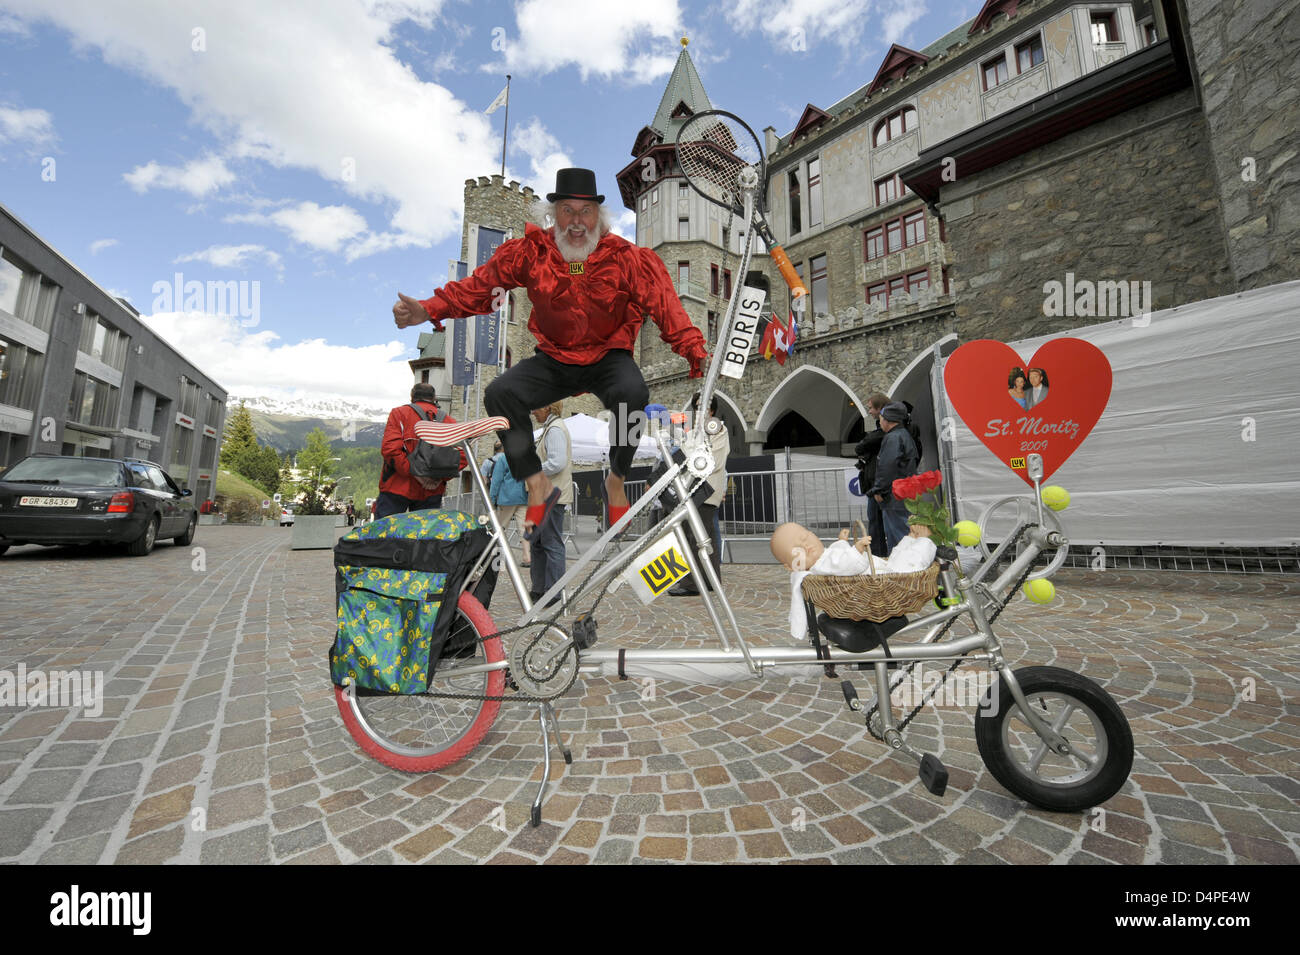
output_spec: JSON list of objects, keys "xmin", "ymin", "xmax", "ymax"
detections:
[{"xmin": 432, "ymin": 167, "xmax": 1070, "ymax": 750}]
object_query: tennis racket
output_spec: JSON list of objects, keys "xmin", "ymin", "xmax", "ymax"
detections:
[{"xmin": 675, "ymin": 109, "xmax": 808, "ymax": 302}]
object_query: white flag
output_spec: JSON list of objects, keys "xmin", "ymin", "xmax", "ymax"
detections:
[{"xmin": 484, "ymin": 84, "xmax": 508, "ymax": 114}]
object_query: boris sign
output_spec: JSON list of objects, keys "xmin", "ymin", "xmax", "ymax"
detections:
[
  {"xmin": 719, "ymin": 285, "xmax": 766, "ymax": 380},
  {"xmin": 943, "ymin": 338, "xmax": 1112, "ymax": 485}
]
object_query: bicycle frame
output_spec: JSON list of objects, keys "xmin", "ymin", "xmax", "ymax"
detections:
[{"xmin": 443, "ymin": 428, "xmax": 1063, "ymax": 690}]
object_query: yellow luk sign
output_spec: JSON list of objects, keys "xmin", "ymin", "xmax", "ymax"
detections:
[{"xmin": 624, "ymin": 533, "xmax": 693, "ymax": 604}]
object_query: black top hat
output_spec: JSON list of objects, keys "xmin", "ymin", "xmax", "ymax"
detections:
[{"xmin": 547, "ymin": 168, "xmax": 604, "ymax": 204}]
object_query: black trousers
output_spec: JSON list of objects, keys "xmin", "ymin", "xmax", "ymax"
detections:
[{"xmin": 484, "ymin": 348, "xmax": 650, "ymax": 481}]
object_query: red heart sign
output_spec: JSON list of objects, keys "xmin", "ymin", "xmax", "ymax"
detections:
[{"xmin": 943, "ymin": 338, "xmax": 1112, "ymax": 485}]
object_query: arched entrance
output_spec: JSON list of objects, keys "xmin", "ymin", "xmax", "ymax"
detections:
[
  {"xmin": 755, "ymin": 365, "xmax": 867, "ymax": 456},
  {"xmin": 887, "ymin": 333, "xmax": 958, "ymax": 472}
]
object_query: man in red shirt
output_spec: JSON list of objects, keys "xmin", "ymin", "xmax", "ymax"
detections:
[
  {"xmin": 393, "ymin": 167, "xmax": 707, "ymax": 534},
  {"xmin": 377, "ymin": 383, "xmax": 466, "ymax": 519}
]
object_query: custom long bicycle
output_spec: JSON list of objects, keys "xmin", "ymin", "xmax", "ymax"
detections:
[{"xmin": 336, "ymin": 112, "xmax": 1134, "ymax": 824}]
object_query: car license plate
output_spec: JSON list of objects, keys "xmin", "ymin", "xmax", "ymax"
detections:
[{"xmin": 19, "ymin": 496, "xmax": 79, "ymax": 507}]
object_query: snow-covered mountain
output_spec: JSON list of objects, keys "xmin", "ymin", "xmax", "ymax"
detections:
[{"xmin": 227, "ymin": 394, "xmax": 389, "ymax": 422}]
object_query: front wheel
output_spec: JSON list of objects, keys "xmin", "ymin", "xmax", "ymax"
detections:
[
  {"xmin": 974, "ymin": 666, "xmax": 1133, "ymax": 812},
  {"xmin": 335, "ymin": 591, "xmax": 504, "ymax": 772}
]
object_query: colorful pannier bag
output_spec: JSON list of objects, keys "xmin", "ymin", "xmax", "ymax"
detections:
[{"xmin": 330, "ymin": 509, "xmax": 490, "ymax": 693}]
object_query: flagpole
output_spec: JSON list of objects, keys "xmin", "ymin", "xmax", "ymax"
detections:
[{"xmin": 499, "ymin": 74, "xmax": 511, "ymax": 178}]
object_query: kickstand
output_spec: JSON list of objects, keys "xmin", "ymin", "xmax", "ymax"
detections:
[{"xmin": 529, "ymin": 702, "xmax": 572, "ymax": 827}]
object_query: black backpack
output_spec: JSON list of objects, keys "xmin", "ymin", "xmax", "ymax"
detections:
[{"xmin": 404, "ymin": 403, "xmax": 461, "ymax": 481}]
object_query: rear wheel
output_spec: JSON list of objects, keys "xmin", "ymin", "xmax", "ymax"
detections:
[
  {"xmin": 974, "ymin": 666, "xmax": 1133, "ymax": 812},
  {"xmin": 126, "ymin": 516, "xmax": 159, "ymax": 557},
  {"xmin": 174, "ymin": 513, "xmax": 197, "ymax": 546},
  {"xmin": 335, "ymin": 592, "xmax": 504, "ymax": 772}
]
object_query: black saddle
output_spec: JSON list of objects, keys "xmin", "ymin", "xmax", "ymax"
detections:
[{"xmin": 815, "ymin": 612, "xmax": 909, "ymax": 653}]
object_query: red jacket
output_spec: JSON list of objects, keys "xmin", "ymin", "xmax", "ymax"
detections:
[
  {"xmin": 380, "ymin": 401, "xmax": 467, "ymax": 500},
  {"xmin": 419, "ymin": 224, "xmax": 707, "ymax": 368}
]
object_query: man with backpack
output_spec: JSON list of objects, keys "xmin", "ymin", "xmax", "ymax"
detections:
[{"xmin": 376, "ymin": 383, "xmax": 467, "ymax": 520}]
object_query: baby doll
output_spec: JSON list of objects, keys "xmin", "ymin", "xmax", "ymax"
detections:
[
  {"xmin": 772, "ymin": 522, "xmax": 874, "ymax": 641},
  {"xmin": 772, "ymin": 521, "xmax": 937, "ymax": 640},
  {"xmin": 770, "ymin": 522, "xmax": 874, "ymax": 575}
]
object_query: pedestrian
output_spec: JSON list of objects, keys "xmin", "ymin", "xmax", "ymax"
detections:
[
  {"xmin": 868, "ymin": 401, "xmax": 921, "ymax": 551},
  {"xmin": 669, "ymin": 393, "xmax": 730, "ymax": 596},
  {"xmin": 392, "ymin": 167, "xmax": 707, "ymax": 539},
  {"xmin": 345, "ymin": 500, "xmax": 355, "ymax": 526},
  {"xmin": 487, "ymin": 440, "xmax": 531, "ymax": 568},
  {"xmin": 529, "ymin": 402, "xmax": 571, "ymax": 606},
  {"xmin": 375, "ymin": 383, "xmax": 467, "ymax": 520},
  {"xmin": 853, "ymin": 391, "xmax": 891, "ymax": 558}
]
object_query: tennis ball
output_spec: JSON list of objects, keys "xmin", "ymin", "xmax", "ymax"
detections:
[
  {"xmin": 1023, "ymin": 579, "xmax": 1056, "ymax": 604},
  {"xmin": 954, "ymin": 520, "xmax": 981, "ymax": 547},
  {"xmin": 1041, "ymin": 486, "xmax": 1070, "ymax": 511}
]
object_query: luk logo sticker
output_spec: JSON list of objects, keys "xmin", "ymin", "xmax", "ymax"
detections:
[
  {"xmin": 624, "ymin": 534, "xmax": 692, "ymax": 604},
  {"xmin": 568, "ymin": 262, "xmax": 584, "ymax": 275},
  {"xmin": 640, "ymin": 547, "xmax": 690, "ymax": 594},
  {"xmin": 1009, "ymin": 457, "xmax": 1026, "ymax": 469}
]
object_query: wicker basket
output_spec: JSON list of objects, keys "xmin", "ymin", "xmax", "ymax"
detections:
[{"xmin": 801, "ymin": 561, "xmax": 940, "ymax": 623}]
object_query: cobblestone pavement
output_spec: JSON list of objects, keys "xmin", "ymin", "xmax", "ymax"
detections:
[{"xmin": 1, "ymin": 526, "xmax": 1297, "ymax": 865}]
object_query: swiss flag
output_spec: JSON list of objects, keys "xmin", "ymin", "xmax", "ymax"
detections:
[{"xmin": 759, "ymin": 312, "xmax": 790, "ymax": 365}]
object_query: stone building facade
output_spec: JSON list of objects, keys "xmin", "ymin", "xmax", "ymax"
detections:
[{"xmin": 439, "ymin": 0, "xmax": 1297, "ymax": 465}]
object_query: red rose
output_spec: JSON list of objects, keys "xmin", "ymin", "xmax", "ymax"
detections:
[
  {"xmin": 893, "ymin": 476, "xmax": 923, "ymax": 499},
  {"xmin": 917, "ymin": 470, "xmax": 943, "ymax": 492}
]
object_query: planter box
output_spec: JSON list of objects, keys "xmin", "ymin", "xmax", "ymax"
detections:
[
  {"xmin": 198, "ymin": 514, "xmax": 225, "ymax": 525},
  {"xmin": 291, "ymin": 515, "xmax": 338, "ymax": 550}
]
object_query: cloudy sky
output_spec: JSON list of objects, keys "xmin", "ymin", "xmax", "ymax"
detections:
[{"xmin": 0, "ymin": 0, "xmax": 979, "ymax": 412}]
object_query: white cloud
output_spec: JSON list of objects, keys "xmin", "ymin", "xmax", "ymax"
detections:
[
  {"xmin": 227, "ymin": 201, "xmax": 369, "ymax": 255},
  {"xmin": 0, "ymin": 13, "xmax": 29, "ymax": 35},
  {"xmin": 174, "ymin": 243, "xmax": 283, "ymax": 270},
  {"xmin": 138, "ymin": 309, "xmax": 417, "ymax": 411},
  {"xmin": 510, "ymin": 117, "xmax": 573, "ymax": 195},
  {"xmin": 610, "ymin": 208, "xmax": 637, "ymax": 242},
  {"xmin": 0, "ymin": 104, "xmax": 55, "ymax": 149},
  {"xmin": 494, "ymin": 0, "xmax": 685, "ymax": 81},
  {"xmin": 2, "ymin": 0, "xmax": 500, "ymax": 251},
  {"xmin": 724, "ymin": 0, "xmax": 926, "ymax": 53},
  {"xmin": 124, "ymin": 155, "xmax": 235, "ymax": 197},
  {"xmin": 90, "ymin": 238, "xmax": 118, "ymax": 255}
]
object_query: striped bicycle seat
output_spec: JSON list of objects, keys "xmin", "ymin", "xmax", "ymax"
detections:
[{"xmin": 412, "ymin": 415, "xmax": 509, "ymax": 446}]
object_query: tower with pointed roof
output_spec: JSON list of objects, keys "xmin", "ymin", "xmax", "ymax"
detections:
[{"xmin": 617, "ymin": 39, "xmax": 737, "ymax": 371}]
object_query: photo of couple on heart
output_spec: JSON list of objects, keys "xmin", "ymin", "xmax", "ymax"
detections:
[{"xmin": 1006, "ymin": 366, "xmax": 1050, "ymax": 410}]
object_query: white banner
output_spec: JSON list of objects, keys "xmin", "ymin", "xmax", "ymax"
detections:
[{"xmin": 940, "ymin": 281, "xmax": 1300, "ymax": 546}]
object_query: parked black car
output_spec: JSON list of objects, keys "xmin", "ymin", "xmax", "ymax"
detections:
[{"xmin": 0, "ymin": 455, "xmax": 197, "ymax": 557}]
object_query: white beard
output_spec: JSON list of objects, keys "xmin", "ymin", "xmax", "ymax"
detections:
[{"xmin": 554, "ymin": 225, "xmax": 599, "ymax": 262}]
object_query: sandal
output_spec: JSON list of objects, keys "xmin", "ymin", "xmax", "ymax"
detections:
[{"xmin": 523, "ymin": 487, "xmax": 561, "ymax": 542}]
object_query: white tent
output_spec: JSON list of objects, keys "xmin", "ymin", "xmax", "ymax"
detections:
[
  {"xmin": 936, "ymin": 281, "xmax": 1300, "ymax": 547},
  {"xmin": 533, "ymin": 412, "xmax": 662, "ymax": 465}
]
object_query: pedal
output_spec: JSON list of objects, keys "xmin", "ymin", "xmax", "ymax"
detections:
[
  {"xmin": 572, "ymin": 614, "xmax": 597, "ymax": 650},
  {"xmin": 919, "ymin": 753, "xmax": 949, "ymax": 797},
  {"xmin": 840, "ymin": 680, "xmax": 862, "ymax": 712}
]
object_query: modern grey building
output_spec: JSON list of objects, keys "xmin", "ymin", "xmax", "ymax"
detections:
[{"xmin": 0, "ymin": 201, "xmax": 227, "ymax": 504}]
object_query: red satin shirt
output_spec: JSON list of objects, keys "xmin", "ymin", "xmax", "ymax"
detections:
[{"xmin": 419, "ymin": 224, "xmax": 707, "ymax": 367}]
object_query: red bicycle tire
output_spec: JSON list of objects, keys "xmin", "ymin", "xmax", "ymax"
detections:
[{"xmin": 334, "ymin": 591, "xmax": 504, "ymax": 772}]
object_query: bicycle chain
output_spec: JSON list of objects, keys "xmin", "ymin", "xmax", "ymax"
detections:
[
  {"xmin": 422, "ymin": 514, "xmax": 684, "ymax": 704},
  {"xmin": 863, "ymin": 525, "xmax": 1041, "ymax": 740}
]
